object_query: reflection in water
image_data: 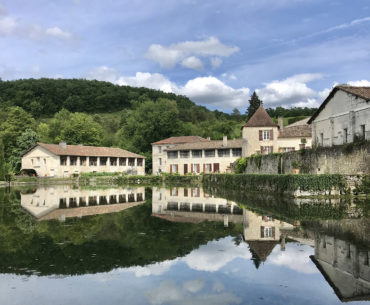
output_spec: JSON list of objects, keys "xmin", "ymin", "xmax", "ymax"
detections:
[
  {"xmin": 151, "ymin": 186, "xmax": 370, "ymax": 302},
  {"xmin": 20, "ymin": 185, "xmax": 145, "ymax": 221},
  {"xmin": 0, "ymin": 185, "xmax": 368, "ymax": 304}
]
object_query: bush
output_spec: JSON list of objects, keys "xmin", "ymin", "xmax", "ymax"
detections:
[{"xmin": 235, "ymin": 158, "xmax": 247, "ymax": 173}]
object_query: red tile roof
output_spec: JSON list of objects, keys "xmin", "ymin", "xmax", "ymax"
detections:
[
  {"xmin": 151, "ymin": 136, "xmax": 209, "ymax": 145},
  {"xmin": 308, "ymin": 85, "xmax": 370, "ymax": 124},
  {"xmin": 26, "ymin": 143, "xmax": 145, "ymax": 158},
  {"xmin": 278, "ymin": 118, "xmax": 312, "ymax": 138},
  {"xmin": 243, "ymin": 106, "xmax": 279, "ymax": 128}
]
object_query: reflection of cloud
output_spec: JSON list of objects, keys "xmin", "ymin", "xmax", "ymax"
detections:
[
  {"xmin": 269, "ymin": 243, "xmax": 318, "ymax": 274},
  {"xmin": 183, "ymin": 237, "xmax": 251, "ymax": 272},
  {"xmin": 183, "ymin": 278, "xmax": 204, "ymax": 293},
  {"xmin": 147, "ymin": 279, "xmax": 242, "ymax": 305},
  {"xmin": 126, "ymin": 260, "xmax": 177, "ymax": 277}
]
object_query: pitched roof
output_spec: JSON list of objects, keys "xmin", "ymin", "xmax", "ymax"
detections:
[
  {"xmin": 308, "ymin": 85, "xmax": 370, "ymax": 124},
  {"xmin": 25, "ymin": 143, "xmax": 145, "ymax": 158},
  {"xmin": 278, "ymin": 118, "xmax": 312, "ymax": 138},
  {"xmin": 166, "ymin": 139, "xmax": 243, "ymax": 151},
  {"xmin": 151, "ymin": 136, "xmax": 209, "ymax": 145},
  {"xmin": 247, "ymin": 241, "xmax": 278, "ymax": 262},
  {"xmin": 243, "ymin": 106, "xmax": 279, "ymax": 128}
]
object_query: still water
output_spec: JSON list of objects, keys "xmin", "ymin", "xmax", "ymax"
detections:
[{"xmin": 0, "ymin": 185, "xmax": 369, "ymax": 305}]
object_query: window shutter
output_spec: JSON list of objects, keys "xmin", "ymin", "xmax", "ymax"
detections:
[
  {"xmin": 272, "ymin": 227, "xmax": 276, "ymax": 239},
  {"xmin": 260, "ymin": 226, "xmax": 265, "ymax": 238},
  {"xmin": 270, "ymin": 146, "xmax": 273, "ymax": 153},
  {"xmin": 176, "ymin": 165, "xmax": 178, "ymax": 173},
  {"xmin": 197, "ymin": 164, "xmax": 200, "ymax": 173},
  {"xmin": 170, "ymin": 188, "xmax": 172, "ymax": 196},
  {"xmin": 260, "ymin": 146, "xmax": 264, "ymax": 154},
  {"xmin": 170, "ymin": 165, "xmax": 172, "ymax": 174},
  {"xmin": 203, "ymin": 164, "xmax": 205, "ymax": 173},
  {"xmin": 270, "ymin": 129, "xmax": 274, "ymax": 140},
  {"xmin": 259, "ymin": 130, "xmax": 263, "ymax": 140},
  {"xmin": 191, "ymin": 188, "xmax": 194, "ymax": 197},
  {"xmin": 191, "ymin": 164, "xmax": 193, "ymax": 173}
]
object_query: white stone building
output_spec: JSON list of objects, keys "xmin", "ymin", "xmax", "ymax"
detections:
[
  {"xmin": 277, "ymin": 118, "xmax": 312, "ymax": 152},
  {"xmin": 308, "ymin": 85, "xmax": 370, "ymax": 147},
  {"xmin": 21, "ymin": 142, "xmax": 146, "ymax": 177}
]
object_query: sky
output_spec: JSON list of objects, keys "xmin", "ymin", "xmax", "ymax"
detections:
[{"xmin": 0, "ymin": 0, "xmax": 370, "ymax": 112}]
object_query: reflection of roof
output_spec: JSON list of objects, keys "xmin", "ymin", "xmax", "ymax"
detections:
[
  {"xmin": 25, "ymin": 143, "xmax": 145, "ymax": 158},
  {"xmin": 308, "ymin": 85, "xmax": 370, "ymax": 124},
  {"xmin": 38, "ymin": 202, "xmax": 145, "ymax": 221},
  {"xmin": 247, "ymin": 241, "xmax": 278, "ymax": 262},
  {"xmin": 278, "ymin": 119, "xmax": 312, "ymax": 138},
  {"xmin": 243, "ymin": 106, "xmax": 279, "ymax": 128},
  {"xmin": 166, "ymin": 139, "xmax": 242, "ymax": 151},
  {"xmin": 310, "ymin": 255, "xmax": 370, "ymax": 302},
  {"xmin": 152, "ymin": 136, "xmax": 209, "ymax": 145}
]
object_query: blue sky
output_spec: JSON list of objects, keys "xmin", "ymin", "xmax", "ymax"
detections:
[{"xmin": 0, "ymin": 0, "xmax": 369, "ymax": 111}]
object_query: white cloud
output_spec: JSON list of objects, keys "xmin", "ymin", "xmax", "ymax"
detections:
[
  {"xmin": 348, "ymin": 79, "xmax": 370, "ymax": 86},
  {"xmin": 179, "ymin": 76, "xmax": 250, "ymax": 110},
  {"xmin": 0, "ymin": 5, "xmax": 75, "ymax": 42},
  {"xmin": 256, "ymin": 73, "xmax": 323, "ymax": 107},
  {"xmin": 210, "ymin": 57, "xmax": 223, "ymax": 69},
  {"xmin": 86, "ymin": 65, "xmax": 122, "ymax": 83},
  {"xmin": 117, "ymin": 72, "xmax": 177, "ymax": 93},
  {"xmin": 145, "ymin": 37, "xmax": 239, "ymax": 69},
  {"xmin": 181, "ymin": 56, "xmax": 204, "ymax": 70},
  {"xmin": 321, "ymin": 16, "xmax": 370, "ymax": 34},
  {"xmin": 125, "ymin": 260, "xmax": 177, "ymax": 277},
  {"xmin": 183, "ymin": 279, "xmax": 205, "ymax": 293}
]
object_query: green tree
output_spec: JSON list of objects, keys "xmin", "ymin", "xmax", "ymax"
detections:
[
  {"xmin": 246, "ymin": 91, "xmax": 263, "ymax": 119},
  {"xmin": 0, "ymin": 107, "xmax": 36, "ymax": 159},
  {"xmin": 0, "ymin": 139, "xmax": 5, "ymax": 180}
]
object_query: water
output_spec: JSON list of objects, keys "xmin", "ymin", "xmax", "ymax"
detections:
[{"xmin": 0, "ymin": 185, "xmax": 369, "ymax": 305}]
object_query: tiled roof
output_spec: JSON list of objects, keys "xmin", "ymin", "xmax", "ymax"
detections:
[
  {"xmin": 278, "ymin": 118, "xmax": 312, "ymax": 138},
  {"xmin": 247, "ymin": 241, "xmax": 278, "ymax": 262},
  {"xmin": 166, "ymin": 139, "xmax": 242, "ymax": 151},
  {"xmin": 243, "ymin": 106, "xmax": 279, "ymax": 128},
  {"xmin": 308, "ymin": 85, "xmax": 370, "ymax": 124},
  {"xmin": 27, "ymin": 143, "xmax": 145, "ymax": 158},
  {"xmin": 151, "ymin": 136, "xmax": 209, "ymax": 145}
]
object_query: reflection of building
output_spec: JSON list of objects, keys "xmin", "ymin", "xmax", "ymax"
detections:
[
  {"xmin": 311, "ymin": 234, "xmax": 370, "ymax": 302},
  {"xmin": 21, "ymin": 142, "xmax": 145, "ymax": 177},
  {"xmin": 21, "ymin": 185, "xmax": 145, "ymax": 221},
  {"xmin": 152, "ymin": 187, "xmax": 244, "ymax": 224},
  {"xmin": 243, "ymin": 211, "xmax": 294, "ymax": 265}
]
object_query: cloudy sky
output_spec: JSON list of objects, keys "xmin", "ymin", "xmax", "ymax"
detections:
[{"xmin": 1, "ymin": 0, "xmax": 370, "ymax": 111}]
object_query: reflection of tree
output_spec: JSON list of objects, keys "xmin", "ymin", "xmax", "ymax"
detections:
[
  {"xmin": 0, "ymin": 193, "xmax": 241, "ymax": 276},
  {"xmin": 250, "ymin": 249, "xmax": 261, "ymax": 269}
]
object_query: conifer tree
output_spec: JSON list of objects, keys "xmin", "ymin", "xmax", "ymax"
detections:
[
  {"xmin": 0, "ymin": 139, "xmax": 5, "ymax": 181},
  {"xmin": 246, "ymin": 91, "xmax": 263, "ymax": 119}
]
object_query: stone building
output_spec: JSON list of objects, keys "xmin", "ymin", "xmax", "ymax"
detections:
[
  {"xmin": 21, "ymin": 142, "xmax": 145, "ymax": 177},
  {"xmin": 164, "ymin": 137, "xmax": 242, "ymax": 174},
  {"xmin": 151, "ymin": 136, "xmax": 209, "ymax": 175},
  {"xmin": 308, "ymin": 85, "xmax": 370, "ymax": 147},
  {"xmin": 277, "ymin": 118, "xmax": 312, "ymax": 152}
]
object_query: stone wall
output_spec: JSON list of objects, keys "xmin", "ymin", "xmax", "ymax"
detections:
[{"xmin": 243, "ymin": 141, "xmax": 370, "ymax": 175}]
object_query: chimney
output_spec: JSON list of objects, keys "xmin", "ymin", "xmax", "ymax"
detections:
[
  {"xmin": 223, "ymin": 135, "xmax": 228, "ymax": 147},
  {"xmin": 59, "ymin": 142, "xmax": 67, "ymax": 149},
  {"xmin": 278, "ymin": 117, "xmax": 284, "ymax": 130}
]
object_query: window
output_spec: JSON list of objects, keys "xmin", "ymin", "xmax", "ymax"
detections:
[
  {"xmin": 262, "ymin": 146, "xmax": 272, "ymax": 154},
  {"xmin": 218, "ymin": 149, "xmax": 230, "ymax": 157},
  {"xmin": 79, "ymin": 197, "xmax": 87, "ymax": 206},
  {"xmin": 100, "ymin": 157, "xmax": 107, "ymax": 166},
  {"xmin": 128, "ymin": 158, "xmax": 135, "ymax": 166},
  {"xmin": 137, "ymin": 158, "xmax": 143, "ymax": 166},
  {"xmin": 232, "ymin": 148, "xmax": 241, "ymax": 157},
  {"xmin": 180, "ymin": 150, "xmax": 190, "ymax": 158},
  {"xmin": 204, "ymin": 163, "xmax": 212, "ymax": 173},
  {"xmin": 159, "ymin": 158, "xmax": 162, "ymax": 165},
  {"xmin": 89, "ymin": 196, "xmax": 97, "ymax": 205},
  {"xmin": 171, "ymin": 188, "xmax": 178, "ymax": 196},
  {"xmin": 158, "ymin": 146, "xmax": 162, "ymax": 153},
  {"xmin": 109, "ymin": 195, "xmax": 117, "ymax": 204},
  {"xmin": 192, "ymin": 150, "xmax": 202, "ymax": 158},
  {"xmin": 99, "ymin": 196, "xmax": 108, "ymax": 205},
  {"xmin": 264, "ymin": 227, "xmax": 273, "ymax": 237},
  {"xmin": 171, "ymin": 164, "xmax": 178, "ymax": 173},
  {"xmin": 192, "ymin": 188, "xmax": 200, "ymax": 197},
  {"xmin": 205, "ymin": 149, "xmax": 215, "ymax": 157},
  {"xmin": 119, "ymin": 158, "xmax": 126, "ymax": 166},
  {"xmin": 184, "ymin": 188, "xmax": 188, "ymax": 197},
  {"xmin": 70, "ymin": 157, "xmax": 77, "ymax": 166},
  {"xmin": 60, "ymin": 156, "xmax": 67, "ymax": 166},
  {"xmin": 31, "ymin": 159, "xmax": 34, "ymax": 165},
  {"xmin": 344, "ymin": 128, "xmax": 348, "ymax": 144},
  {"xmin": 193, "ymin": 164, "xmax": 199, "ymax": 173},
  {"xmin": 59, "ymin": 198, "xmax": 67, "ymax": 208},
  {"xmin": 263, "ymin": 130, "xmax": 270, "ymax": 140},
  {"xmin": 320, "ymin": 133, "xmax": 324, "ymax": 146},
  {"xmin": 80, "ymin": 157, "xmax": 86, "ymax": 166},
  {"xmin": 167, "ymin": 151, "xmax": 178, "ymax": 159},
  {"xmin": 118, "ymin": 194, "xmax": 126, "ymax": 203},
  {"xmin": 110, "ymin": 157, "xmax": 117, "ymax": 166},
  {"xmin": 69, "ymin": 197, "xmax": 77, "ymax": 208}
]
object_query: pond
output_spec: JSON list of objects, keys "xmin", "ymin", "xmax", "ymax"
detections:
[{"xmin": 0, "ymin": 185, "xmax": 369, "ymax": 305}]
